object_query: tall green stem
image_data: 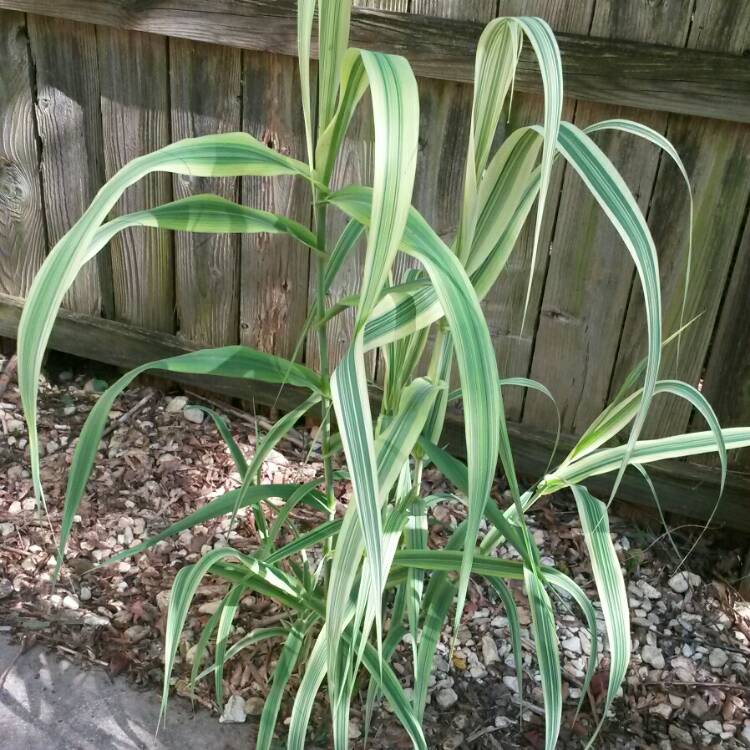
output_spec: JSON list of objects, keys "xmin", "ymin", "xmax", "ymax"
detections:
[{"xmin": 314, "ymin": 200, "xmax": 336, "ymax": 523}]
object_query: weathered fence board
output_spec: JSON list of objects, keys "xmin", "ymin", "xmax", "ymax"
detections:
[
  {"xmin": 524, "ymin": 0, "xmax": 692, "ymax": 434},
  {"xmin": 700, "ymin": 212, "xmax": 750, "ymax": 469},
  {"xmin": 0, "ymin": 11, "xmax": 46, "ymax": 299},
  {"xmin": 98, "ymin": 27, "xmax": 174, "ymax": 332},
  {"xmin": 307, "ymin": 0, "xmax": 409, "ymax": 377},
  {"xmin": 241, "ymin": 51, "xmax": 312, "ymax": 360},
  {"xmin": 170, "ymin": 38, "xmax": 241, "ymax": 346},
  {"xmin": 1, "ymin": 0, "xmax": 749, "ymax": 124},
  {"xmin": 27, "ymin": 15, "xmax": 113, "ymax": 318},
  {"xmin": 610, "ymin": 2, "xmax": 750, "ymax": 439},
  {"xmin": 1, "ymin": 0, "xmax": 750, "ymax": 527},
  {"xmin": 485, "ymin": 0, "xmax": 594, "ymax": 420}
]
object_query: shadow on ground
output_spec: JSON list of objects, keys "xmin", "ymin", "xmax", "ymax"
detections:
[{"xmin": 0, "ymin": 636, "xmax": 250, "ymax": 749}]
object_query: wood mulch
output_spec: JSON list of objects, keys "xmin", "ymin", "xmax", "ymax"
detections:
[{"xmin": 1, "ymin": 351, "xmax": 749, "ymax": 749}]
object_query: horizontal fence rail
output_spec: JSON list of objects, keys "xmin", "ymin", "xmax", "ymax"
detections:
[
  {"xmin": 1, "ymin": 291, "xmax": 747, "ymax": 531},
  {"xmin": 0, "ymin": 0, "xmax": 748, "ymax": 123}
]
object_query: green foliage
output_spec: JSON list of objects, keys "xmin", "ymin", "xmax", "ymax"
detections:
[{"xmin": 16, "ymin": 2, "xmax": 750, "ymax": 748}]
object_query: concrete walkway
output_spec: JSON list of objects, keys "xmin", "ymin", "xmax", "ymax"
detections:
[{"xmin": 0, "ymin": 637, "xmax": 250, "ymax": 749}]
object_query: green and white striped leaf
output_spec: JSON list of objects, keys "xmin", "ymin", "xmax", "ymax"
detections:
[
  {"xmin": 525, "ymin": 567, "xmax": 561, "ymax": 750},
  {"xmin": 548, "ymin": 427, "xmax": 750, "ymax": 490},
  {"xmin": 465, "ymin": 17, "xmax": 561, "ymax": 330},
  {"xmin": 586, "ymin": 118, "xmax": 693, "ymax": 364},
  {"xmin": 213, "ymin": 585, "xmax": 244, "ymax": 707},
  {"xmin": 318, "ymin": 0, "xmax": 353, "ymax": 136},
  {"xmin": 18, "ymin": 135, "xmax": 312, "ymax": 510},
  {"xmin": 572, "ymin": 486, "xmax": 630, "ymax": 747},
  {"xmin": 565, "ymin": 380, "xmax": 727, "ymax": 498},
  {"xmin": 161, "ymin": 549, "xmax": 302, "ymax": 722},
  {"xmin": 297, "ymin": 0, "xmax": 316, "ymax": 164},
  {"xmin": 330, "ymin": 186, "xmax": 509, "ymax": 644},
  {"xmin": 546, "ymin": 121, "xmax": 663, "ymax": 505},
  {"xmin": 256, "ymin": 616, "xmax": 314, "ymax": 750}
]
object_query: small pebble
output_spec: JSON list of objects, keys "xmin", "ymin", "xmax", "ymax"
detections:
[
  {"xmin": 124, "ymin": 625, "xmax": 149, "ymax": 643},
  {"xmin": 62, "ymin": 595, "xmax": 79, "ymax": 611},
  {"xmin": 668, "ymin": 572, "xmax": 690, "ymax": 594},
  {"xmin": 245, "ymin": 697, "xmax": 265, "ymax": 717},
  {"xmin": 702, "ymin": 720, "xmax": 723, "ymax": 735},
  {"xmin": 166, "ymin": 395, "xmax": 187, "ymax": 413},
  {"xmin": 219, "ymin": 694, "xmax": 246, "ymax": 724},
  {"xmin": 708, "ymin": 648, "xmax": 728, "ymax": 669},
  {"xmin": 183, "ymin": 406, "xmax": 205, "ymax": 424},
  {"xmin": 435, "ymin": 687, "xmax": 458, "ymax": 709},
  {"xmin": 502, "ymin": 675, "xmax": 519, "ymax": 693},
  {"xmin": 642, "ymin": 644, "xmax": 665, "ymax": 670},
  {"xmin": 482, "ymin": 634, "xmax": 499, "ymax": 665}
]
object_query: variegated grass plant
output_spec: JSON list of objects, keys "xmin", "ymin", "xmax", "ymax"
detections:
[{"xmin": 15, "ymin": 2, "xmax": 749, "ymax": 748}]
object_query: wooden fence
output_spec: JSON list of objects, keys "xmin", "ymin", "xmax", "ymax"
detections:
[{"xmin": 1, "ymin": 0, "xmax": 750, "ymax": 527}]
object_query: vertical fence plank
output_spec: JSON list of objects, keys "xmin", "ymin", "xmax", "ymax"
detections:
[
  {"xmin": 394, "ymin": 1, "xmax": 495, "ymax": 385},
  {"xmin": 482, "ymin": 0, "xmax": 593, "ymax": 420},
  {"xmin": 241, "ymin": 51, "xmax": 311, "ymax": 359},
  {"xmin": 170, "ymin": 39, "xmax": 241, "ymax": 346},
  {"xmin": 97, "ymin": 27, "xmax": 174, "ymax": 332},
  {"xmin": 306, "ymin": 0, "xmax": 408, "ymax": 376},
  {"xmin": 523, "ymin": 0, "xmax": 693, "ymax": 435},
  {"xmin": 610, "ymin": 0, "xmax": 750, "ymax": 438},
  {"xmin": 0, "ymin": 11, "xmax": 46, "ymax": 298},
  {"xmin": 699, "ymin": 215, "xmax": 750, "ymax": 468},
  {"xmin": 27, "ymin": 15, "xmax": 112, "ymax": 317}
]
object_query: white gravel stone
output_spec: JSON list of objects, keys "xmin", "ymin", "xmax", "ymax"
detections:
[
  {"xmin": 0, "ymin": 522, "xmax": 15, "ymax": 537},
  {"xmin": 62, "ymin": 595, "xmax": 79, "ymax": 610},
  {"xmin": 183, "ymin": 406, "xmax": 205, "ymax": 424},
  {"xmin": 348, "ymin": 718, "xmax": 362, "ymax": 740},
  {"xmin": 7, "ymin": 501, "xmax": 22, "ymax": 515},
  {"xmin": 79, "ymin": 586, "xmax": 92, "ymax": 602},
  {"xmin": 245, "ymin": 697, "xmax": 264, "ymax": 717},
  {"xmin": 740, "ymin": 726, "xmax": 750, "ymax": 747},
  {"xmin": 638, "ymin": 581, "xmax": 662, "ymax": 600},
  {"xmin": 649, "ymin": 702, "xmax": 672, "ymax": 719},
  {"xmin": 708, "ymin": 647, "xmax": 728, "ymax": 669},
  {"xmin": 669, "ymin": 725, "xmax": 694, "ymax": 745},
  {"xmin": 502, "ymin": 675, "xmax": 519, "ymax": 693},
  {"xmin": 81, "ymin": 613, "xmax": 110, "ymax": 627},
  {"xmin": 435, "ymin": 687, "xmax": 458, "ymax": 709},
  {"xmin": 166, "ymin": 396, "xmax": 187, "ymax": 413},
  {"xmin": 702, "ymin": 720, "xmax": 723, "ymax": 735},
  {"xmin": 561, "ymin": 635, "xmax": 582, "ymax": 654},
  {"xmin": 124, "ymin": 625, "xmax": 149, "ymax": 643},
  {"xmin": 6, "ymin": 419, "xmax": 24, "ymax": 434},
  {"xmin": 668, "ymin": 571, "xmax": 690, "ymax": 593},
  {"xmin": 481, "ymin": 634, "xmax": 499, "ymax": 665},
  {"xmin": 642, "ymin": 644, "xmax": 665, "ymax": 669},
  {"xmin": 219, "ymin": 694, "xmax": 246, "ymax": 723}
]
